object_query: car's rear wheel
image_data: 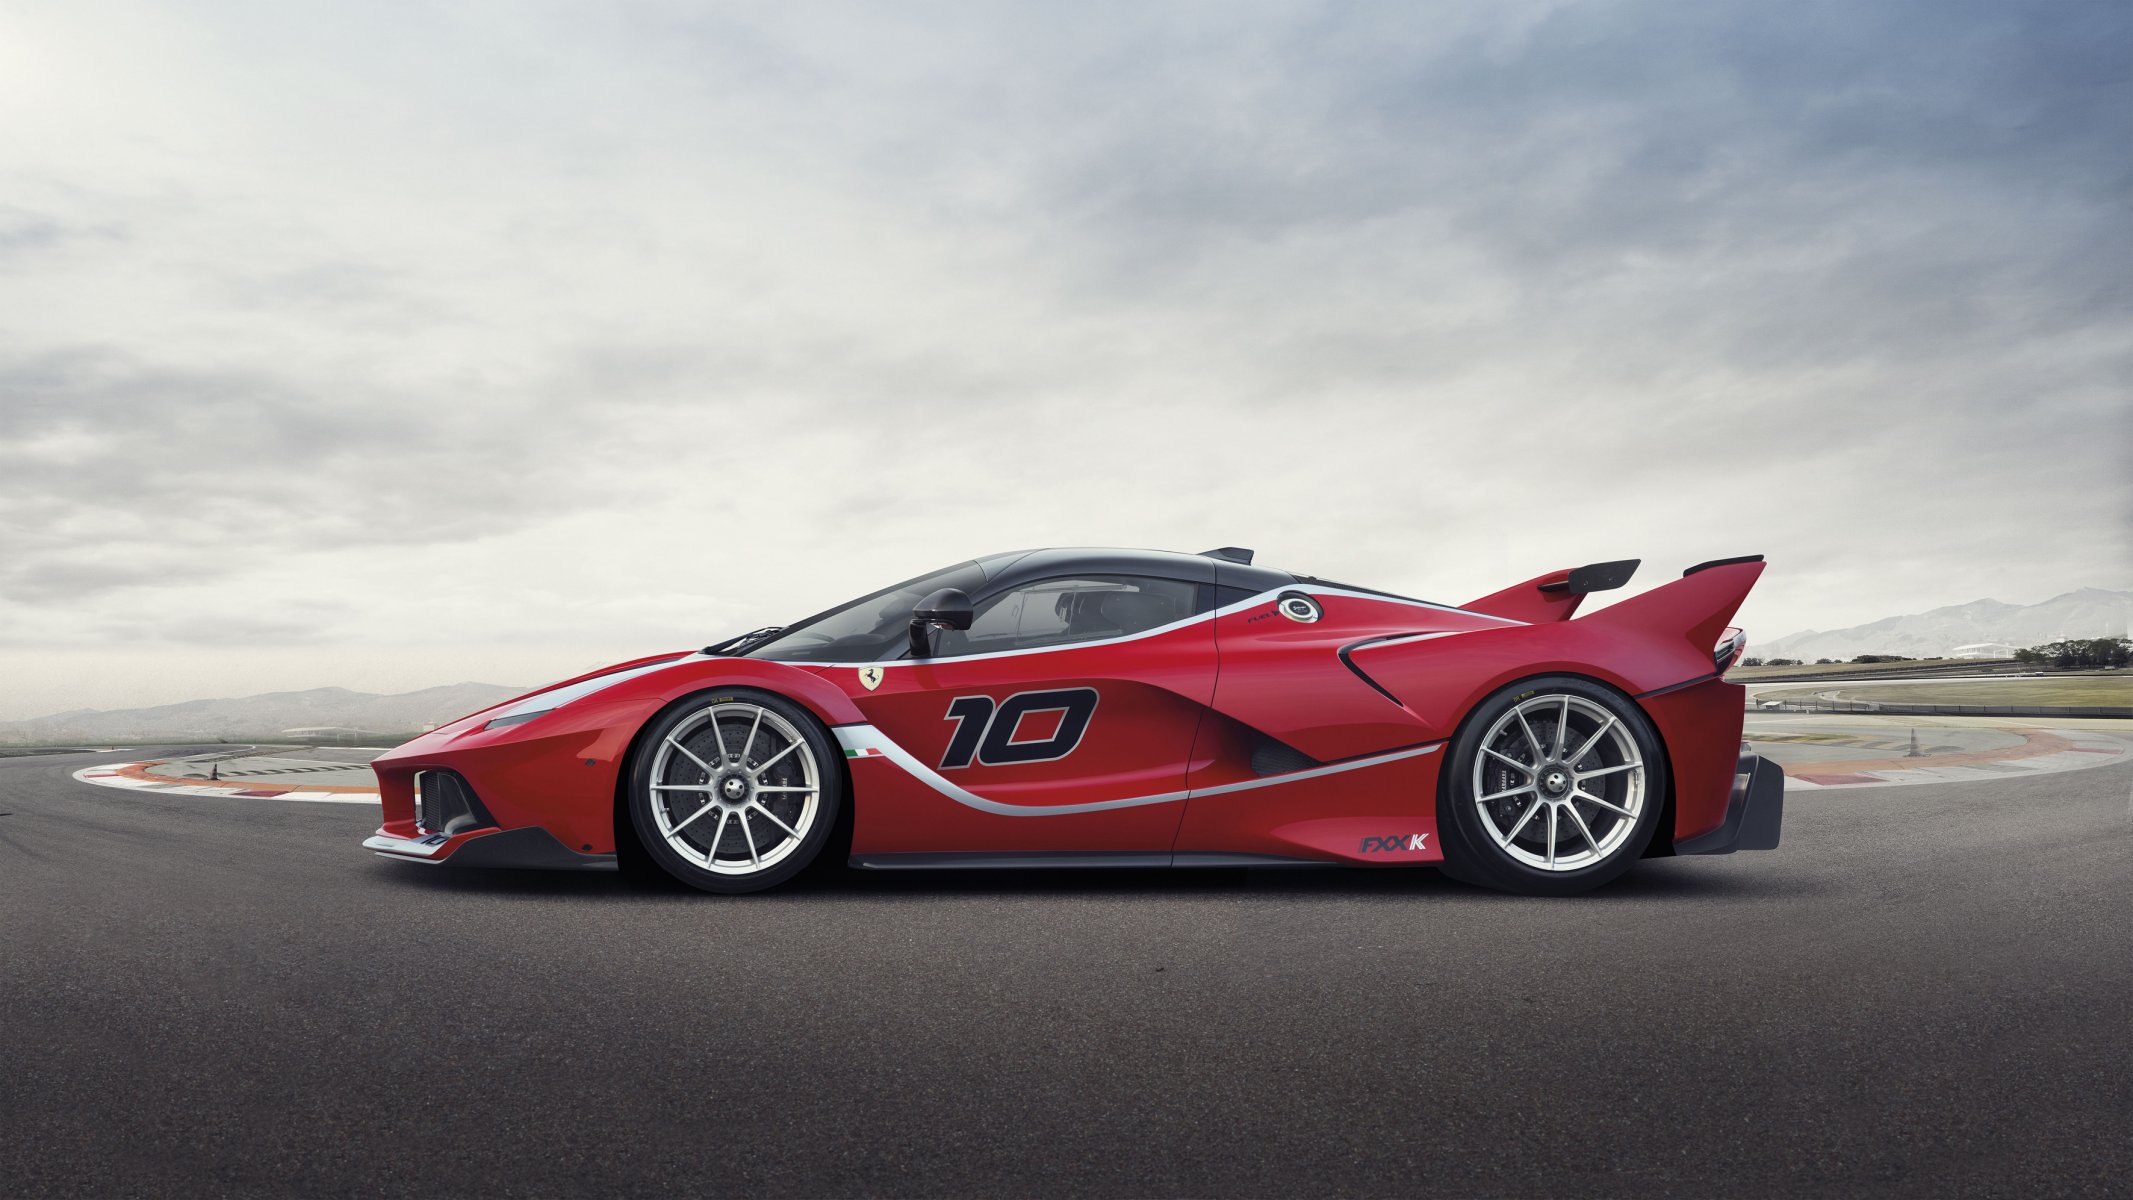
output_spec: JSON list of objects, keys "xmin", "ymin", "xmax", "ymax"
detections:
[
  {"xmin": 1436, "ymin": 676, "xmax": 1666, "ymax": 896},
  {"xmin": 628, "ymin": 688, "xmax": 841, "ymax": 894}
]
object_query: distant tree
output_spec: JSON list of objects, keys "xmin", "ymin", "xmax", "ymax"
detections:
[
  {"xmin": 1740, "ymin": 656, "xmax": 1765, "ymax": 667},
  {"xmin": 1816, "ymin": 658, "xmax": 1838, "ymax": 665},
  {"xmin": 1853, "ymin": 654, "xmax": 1913, "ymax": 664},
  {"xmin": 2014, "ymin": 638, "xmax": 2131, "ymax": 668},
  {"xmin": 2091, "ymin": 638, "xmax": 2132, "ymax": 669},
  {"xmin": 1767, "ymin": 658, "xmax": 1803, "ymax": 667}
]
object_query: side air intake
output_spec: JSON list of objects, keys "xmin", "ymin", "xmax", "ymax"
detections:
[
  {"xmin": 1249, "ymin": 733, "xmax": 1318, "ymax": 777},
  {"xmin": 414, "ymin": 770, "xmax": 494, "ymax": 837}
]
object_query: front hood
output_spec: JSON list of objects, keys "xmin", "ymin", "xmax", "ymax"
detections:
[{"xmin": 438, "ymin": 650, "xmax": 700, "ymax": 734}]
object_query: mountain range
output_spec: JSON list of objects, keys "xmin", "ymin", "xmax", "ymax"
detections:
[
  {"xmin": 0, "ymin": 683, "xmax": 528, "ymax": 744},
  {"xmin": 1751, "ymin": 588, "xmax": 2131, "ymax": 662}
]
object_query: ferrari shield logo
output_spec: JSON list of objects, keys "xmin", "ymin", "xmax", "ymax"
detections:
[{"xmin": 858, "ymin": 666, "xmax": 884, "ymax": 691}]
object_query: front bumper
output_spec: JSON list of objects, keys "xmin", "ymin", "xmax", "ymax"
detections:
[
  {"xmin": 364, "ymin": 826, "xmax": 618, "ymax": 871},
  {"xmin": 1674, "ymin": 747, "xmax": 1785, "ymax": 855}
]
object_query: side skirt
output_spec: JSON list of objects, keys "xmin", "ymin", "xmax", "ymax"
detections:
[{"xmin": 850, "ymin": 851, "xmax": 1336, "ymax": 871}]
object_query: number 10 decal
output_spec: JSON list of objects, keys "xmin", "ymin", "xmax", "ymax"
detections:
[{"xmin": 939, "ymin": 688, "xmax": 1099, "ymax": 769}]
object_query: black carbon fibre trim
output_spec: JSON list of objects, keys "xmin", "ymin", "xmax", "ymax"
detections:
[
  {"xmin": 1336, "ymin": 634, "xmax": 1415, "ymax": 706},
  {"xmin": 1542, "ymin": 559, "xmax": 1640, "ymax": 594},
  {"xmin": 1171, "ymin": 853, "xmax": 1336, "ymax": 868},
  {"xmin": 852, "ymin": 852, "xmax": 1172, "ymax": 870},
  {"xmin": 1676, "ymin": 752, "xmax": 1785, "ymax": 854},
  {"xmin": 850, "ymin": 851, "xmax": 1336, "ymax": 870},
  {"xmin": 1636, "ymin": 670, "xmax": 1725, "ymax": 699},
  {"xmin": 440, "ymin": 827, "xmax": 617, "ymax": 871},
  {"xmin": 1683, "ymin": 554, "xmax": 1765, "ymax": 576}
]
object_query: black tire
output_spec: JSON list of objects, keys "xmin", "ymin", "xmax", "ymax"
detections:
[
  {"xmin": 626, "ymin": 687, "xmax": 843, "ymax": 894},
  {"xmin": 1436, "ymin": 675, "xmax": 1668, "ymax": 896}
]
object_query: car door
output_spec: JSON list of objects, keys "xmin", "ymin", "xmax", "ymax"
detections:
[{"xmin": 845, "ymin": 573, "xmax": 1216, "ymax": 852}]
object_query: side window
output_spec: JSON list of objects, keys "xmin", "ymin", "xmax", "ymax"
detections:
[
  {"xmin": 1198, "ymin": 583, "xmax": 1262, "ymax": 612},
  {"xmin": 933, "ymin": 576, "xmax": 1198, "ymax": 657}
]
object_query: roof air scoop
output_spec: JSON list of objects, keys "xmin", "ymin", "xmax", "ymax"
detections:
[{"xmin": 1201, "ymin": 546, "xmax": 1255, "ymax": 564}]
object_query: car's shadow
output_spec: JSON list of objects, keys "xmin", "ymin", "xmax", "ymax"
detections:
[{"xmin": 371, "ymin": 855, "xmax": 1813, "ymax": 904}]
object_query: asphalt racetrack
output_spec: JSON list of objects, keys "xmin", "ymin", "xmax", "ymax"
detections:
[{"xmin": 4, "ymin": 749, "xmax": 2129, "ymax": 1197}]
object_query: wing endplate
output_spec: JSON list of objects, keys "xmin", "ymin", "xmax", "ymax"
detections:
[{"xmin": 1578, "ymin": 556, "xmax": 1765, "ymax": 655}]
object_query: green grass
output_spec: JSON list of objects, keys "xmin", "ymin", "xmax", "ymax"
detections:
[
  {"xmin": 1731, "ymin": 658, "xmax": 1995, "ymax": 680},
  {"xmin": 1755, "ymin": 677, "xmax": 2132, "ymax": 708},
  {"xmin": 1831, "ymin": 678, "xmax": 2133, "ymax": 707}
]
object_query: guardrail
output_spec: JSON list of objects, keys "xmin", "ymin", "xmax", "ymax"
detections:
[{"xmin": 1748, "ymin": 699, "xmax": 2133, "ymax": 719}]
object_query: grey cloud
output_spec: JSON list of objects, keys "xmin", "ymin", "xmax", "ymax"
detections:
[
  {"xmin": 0, "ymin": 557, "xmax": 189, "ymax": 607},
  {"xmin": 0, "ymin": 207, "xmax": 125, "ymax": 260},
  {"xmin": 95, "ymin": 609, "xmax": 351, "ymax": 646},
  {"xmin": 966, "ymin": 0, "xmax": 2131, "ymax": 381},
  {"xmin": 0, "ymin": 349, "xmax": 644, "ymax": 600},
  {"xmin": 0, "ymin": 0, "xmax": 2125, "ymax": 715}
]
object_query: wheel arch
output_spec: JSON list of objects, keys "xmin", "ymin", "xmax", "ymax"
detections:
[
  {"xmin": 1433, "ymin": 669, "xmax": 1678, "ymax": 854},
  {"xmin": 610, "ymin": 683, "xmax": 856, "ymax": 872}
]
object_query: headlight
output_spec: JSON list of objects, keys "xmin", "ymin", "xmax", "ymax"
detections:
[{"xmin": 483, "ymin": 709, "xmax": 551, "ymax": 730}]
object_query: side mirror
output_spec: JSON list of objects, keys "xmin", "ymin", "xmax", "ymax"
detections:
[{"xmin": 908, "ymin": 587, "xmax": 974, "ymax": 658}]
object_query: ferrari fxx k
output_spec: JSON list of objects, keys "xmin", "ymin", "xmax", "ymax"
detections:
[{"xmin": 364, "ymin": 547, "xmax": 1782, "ymax": 895}]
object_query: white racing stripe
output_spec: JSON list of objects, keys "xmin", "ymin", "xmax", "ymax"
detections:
[{"xmin": 835, "ymin": 725, "xmax": 1438, "ymax": 816}]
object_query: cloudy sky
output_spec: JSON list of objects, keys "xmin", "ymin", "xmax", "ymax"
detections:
[{"xmin": 1, "ymin": 0, "xmax": 2128, "ymax": 719}]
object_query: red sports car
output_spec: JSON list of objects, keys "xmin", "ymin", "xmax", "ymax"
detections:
[{"xmin": 364, "ymin": 547, "xmax": 1781, "ymax": 895}]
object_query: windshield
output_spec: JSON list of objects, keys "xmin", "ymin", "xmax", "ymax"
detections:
[{"xmin": 740, "ymin": 561, "xmax": 992, "ymax": 663}]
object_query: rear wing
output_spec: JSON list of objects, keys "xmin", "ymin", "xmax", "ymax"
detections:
[
  {"xmin": 1578, "ymin": 556, "xmax": 1766, "ymax": 656},
  {"xmin": 1465, "ymin": 555, "xmax": 1765, "ymax": 657},
  {"xmin": 1462, "ymin": 558, "xmax": 1641, "ymax": 623}
]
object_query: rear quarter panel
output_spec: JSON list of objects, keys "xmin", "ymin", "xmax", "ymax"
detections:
[
  {"xmin": 1207, "ymin": 592, "xmax": 1513, "ymax": 762},
  {"xmin": 1346, "ymin": 618, "xmax": 1737, "ymax": 849}
]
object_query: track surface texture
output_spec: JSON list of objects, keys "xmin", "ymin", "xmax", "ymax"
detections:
[{"xmin": 3, "ymin": 747, "xmax": 2129, "ymax": 1198}]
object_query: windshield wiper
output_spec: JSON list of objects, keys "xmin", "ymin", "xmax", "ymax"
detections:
[{"xmin": 702, "ymin": 626, "xmax": 784, "ymax": 655}]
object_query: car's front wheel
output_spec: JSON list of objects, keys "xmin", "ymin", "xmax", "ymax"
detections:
[
  {"xmin": 1436, "ymin": 676, "xmax": 1667, "ymax": 896},
  {"xmin": 628, "ymin": 688, "xmax": 842, "ymax": 894}
]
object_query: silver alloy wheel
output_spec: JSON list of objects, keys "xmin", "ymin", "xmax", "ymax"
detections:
[
  {"xmin": 1471, "ymin": 692, "xmax": 1646, "ymax": 872},
  {"xmin": 646, "ymin": 701, "xmax": 821, "ymax": 876}
]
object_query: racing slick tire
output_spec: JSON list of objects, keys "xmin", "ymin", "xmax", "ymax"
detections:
[
  {"xmin": 1436, "ymin": 675, "xmax": 1668, "ymax": 897},
  {"xmin": 627, "ymin": 687, "xmax": 843, "ymax": 894}
]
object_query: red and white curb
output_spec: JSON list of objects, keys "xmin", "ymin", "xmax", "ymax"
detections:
[
  {"xmin": 1774, "ymin": 727, "xmax": 2129, "ymax": 790},
  {"xmin": 73, "ymin": 762, "xmax": 379, "ymax": 804}
]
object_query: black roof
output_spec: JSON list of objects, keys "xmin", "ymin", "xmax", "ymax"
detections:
[{"xmin": 976, "ymin": 547, "xmax": 1297, "ymax": 596}]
